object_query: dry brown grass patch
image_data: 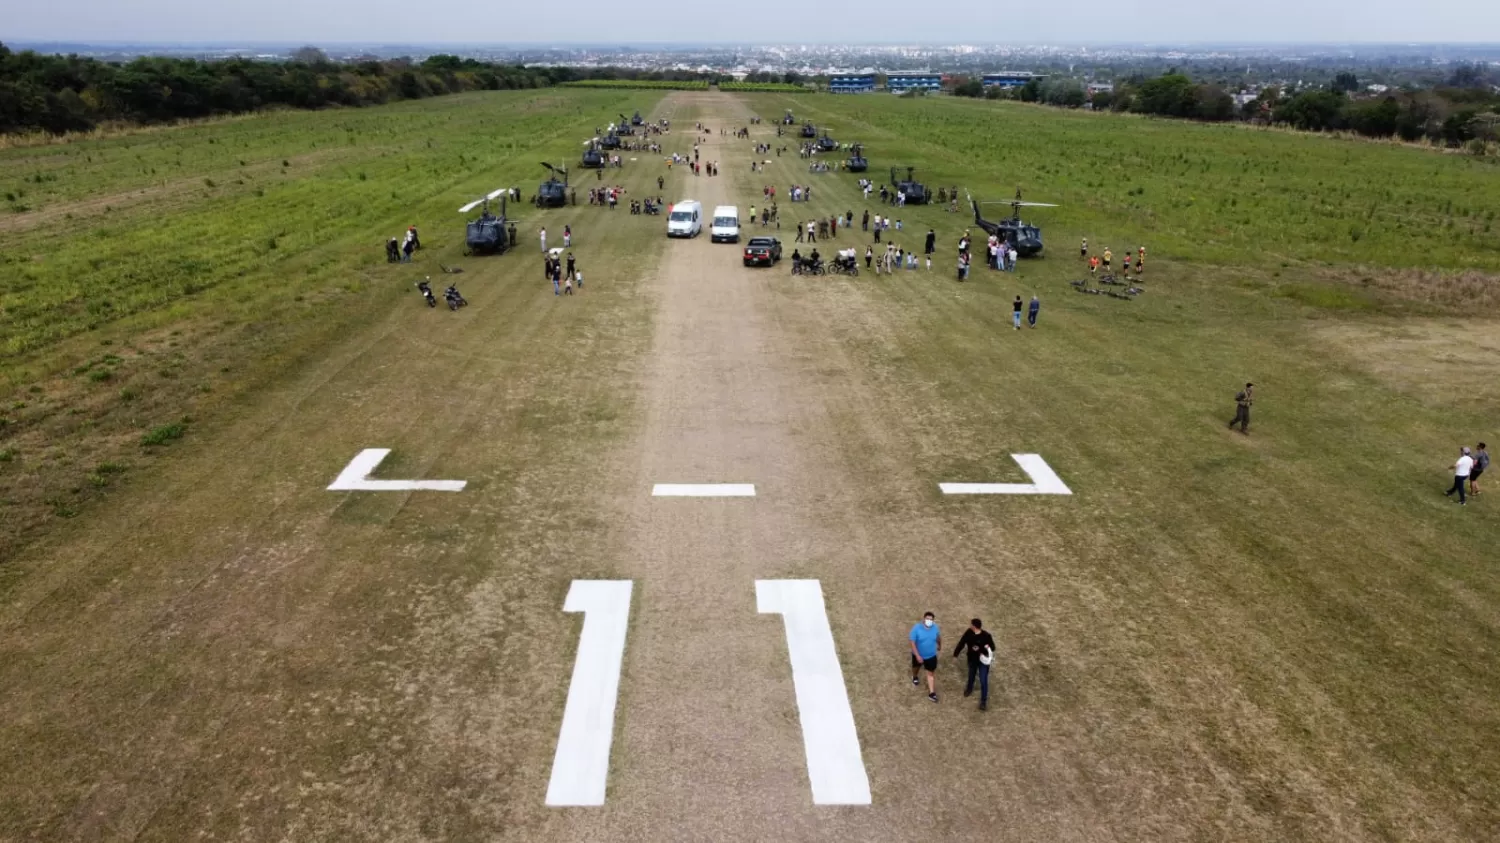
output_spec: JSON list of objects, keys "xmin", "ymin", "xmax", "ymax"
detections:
[{"xmin": 1320, "ymin": 265, "xmax": 1500, "ymax": 313}]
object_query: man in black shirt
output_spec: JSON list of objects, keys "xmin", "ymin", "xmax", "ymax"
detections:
[{"xmin": 952, "ymin": 618, "xmax": 997, "ymax": 710}]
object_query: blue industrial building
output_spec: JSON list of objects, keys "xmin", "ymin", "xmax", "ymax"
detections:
[
  {"xmin": 829, "ymin": 73, "xmax": 876, "ymax": 94},
  {"xmin": 983, "ymin": 72, "xmax": 1047, "ymax": 89},
  {"xmin": 885, "ymin": 72, "xmax": 943, "ymax": 93}
]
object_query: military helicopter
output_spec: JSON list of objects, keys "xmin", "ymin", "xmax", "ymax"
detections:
[
  {"xmin": 890, "ymin": 166, "xmax": 931, "ymax": 204},
  {"xmin": 969, "ymin": 188, "xmax": 1058, "ymax": 257},
  {"xmin": 599, "ymin": 131, "xmax": 621, "ymax": 150},
  {"xmin": 459, "ymin": 188, "xmax": 515, "ymax": 255},
  {"xmin": 847, "ymin": 143, "xmax": 868, "ymax": 172},
  {"xmin": 581, "ymin": 139, "xmax": 604, "ymax": 169},
  {"xmin": 800, "ymin": 122, "xmax": 817, "ymax": 138},
  {"xmin": 816, "ymin": 133, "xmax": 838, "ymax": 152},
  {"xmin": 630, "ymin": 110, "xmax": 644, "ymax": 126},
  {"xmin": 616, "ymin": 115, "xmax": 636, "ymax": 136},
  {"xmin": 783, "ymin": 110, "xmax": 795, "ymax": 125},
  {"xmin": 535, "ymin": 163, "xmax": 570, "ymax": 208}
]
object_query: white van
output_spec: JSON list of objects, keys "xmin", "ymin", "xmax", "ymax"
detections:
[
  {"xmin": 667, "ymin": 200, "xmax": 702, "ymax": 238},
  {"xmin": 710, "ymin": 205, "xmax": 740, "ymax": 242}
]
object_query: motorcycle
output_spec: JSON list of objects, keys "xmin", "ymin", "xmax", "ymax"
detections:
[
  {"xmin": 444, "ymin": 286, "xmax": 468, "ymax": 311},
  {"xmin": 417, "ymin": 279, "xmax": 436, "ymax": 308}
]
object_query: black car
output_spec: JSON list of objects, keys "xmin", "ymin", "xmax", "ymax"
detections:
[{"xmin": 743, "ymin": 236, "xmax": 782, "ymax": 266}]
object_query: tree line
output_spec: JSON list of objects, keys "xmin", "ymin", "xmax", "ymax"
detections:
[
  {"xmin": 0, "ymin": 44, "xmax": 711, "ymax": 135},
  {"xmin": 951, "ymin": 68, "xmax": 1500, "ymax": 150}
]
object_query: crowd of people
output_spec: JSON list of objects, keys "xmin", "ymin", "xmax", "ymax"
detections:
[
  {"xmin": 385, "ymin": 226, "xmax": 421, "ymax": 263},
  {"xmin": 587, "ymin": 186, "xmax": 625, "ymax": 209},
  {"xmin": 542, "ymin": 246, "xmax": 583, "ymax": 296}
]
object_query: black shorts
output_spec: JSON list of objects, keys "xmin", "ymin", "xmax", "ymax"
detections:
[
  {"xmin": 911, "ymin": 654, "xmax": 937, "ymax": 672},
  {"xmin": 1470, "ymin": 468, "xmax": 1484, "ymax": 481}
]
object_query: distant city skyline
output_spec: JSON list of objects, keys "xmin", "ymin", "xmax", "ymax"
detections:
[{"xmin": 5, "ymin": 0, "xmax": 1500, "ymax": 46}]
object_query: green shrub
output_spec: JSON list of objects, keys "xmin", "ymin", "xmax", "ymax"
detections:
[{"xmin": 140, "ymin": 421, "xmax": 187, "ymax": 446}]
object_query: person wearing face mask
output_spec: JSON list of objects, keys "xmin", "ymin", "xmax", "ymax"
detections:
[{"xmin": 909, "ymin": 611, "xmax": 942, "ymax": 703}]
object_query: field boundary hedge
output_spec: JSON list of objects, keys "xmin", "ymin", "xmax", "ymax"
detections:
[{"xmin": 560, "ymin": 80, "xmax": 709, "ymax": 91}]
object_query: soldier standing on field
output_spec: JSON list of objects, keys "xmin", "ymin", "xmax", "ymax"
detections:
[{"xmin": 1228, "ymin": 383, "xmax": 1253, "ymax": 434}]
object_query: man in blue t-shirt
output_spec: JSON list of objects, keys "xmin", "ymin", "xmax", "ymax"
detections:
[{"xmin": 909, "ymin": 611, "xmax": 942, "ymax": 703}]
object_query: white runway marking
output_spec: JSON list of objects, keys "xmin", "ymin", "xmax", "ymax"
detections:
[
  {"xmin": 939, "ymin": 453, "xmax": 1072, "ymax": 495},
  {"xmin": 757, "ymin": 579, "xmax": 871, "ymax": 806},
  {"xmin": 546, "ymin": 580, "xmax": 634, "ymax": 807},
  {"xmin": 651, "ymin": 483, "xmax": 756, "ymax": 497},
  {"xmin": 326, "ymin": 449, "xmax": 466, "ymax": 492}
]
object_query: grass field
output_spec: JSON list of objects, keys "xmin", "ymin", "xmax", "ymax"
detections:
[
  {"xmin": 1, "ymin": 89, "xmax": 1497, "ymax": 841},
  {"xmin": 0, "ymin": 89, "xmax": 658, "ymax": 563}
]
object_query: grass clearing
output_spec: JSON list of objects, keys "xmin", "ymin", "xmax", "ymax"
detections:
[
  {"xmin": 0, "ymin": 88, "xmax": 659, "ymax": 563},
  {"xmin": 750, "ymin": 93, "xmax": 1500, "ymax": 293},
  {"xmin": 1, "ymin": 89, "xmax": 1498, "ymax": 841},
  {"xmin": 727, "ymin": 90, "xmax": 1500, "ymax": 839}
]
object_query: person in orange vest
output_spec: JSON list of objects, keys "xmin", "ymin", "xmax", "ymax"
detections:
[{"xmin": 1089, "ymin": 255, "xmax": 1099, "ymax": 276}]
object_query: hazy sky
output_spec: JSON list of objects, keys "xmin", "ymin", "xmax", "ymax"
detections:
[{"xmin": 6, "ymin": 0, "xmax": 1499, "ymax": 46}]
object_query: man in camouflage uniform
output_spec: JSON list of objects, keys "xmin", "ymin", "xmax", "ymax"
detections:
[{"xmin": 1228, "ymin": 383, "xmax": 1253, "ymax": 434}]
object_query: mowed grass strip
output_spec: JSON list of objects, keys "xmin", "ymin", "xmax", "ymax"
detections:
[
  {"xmin": 732, "ymin": 92, "xmax": 1498, "ymax": 839},
  {"xmin": 0, "ymin": 89, "xmax": 658, "ymax": 566}
]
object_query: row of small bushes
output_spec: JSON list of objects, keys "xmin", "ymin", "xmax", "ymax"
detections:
[
  {"xmin": 718, "ymin": 82, "xmax": 809, "ymax": 93},
  {"xmin": 561, "ymin": 79, "xmax": 710, "ymax": 91}
]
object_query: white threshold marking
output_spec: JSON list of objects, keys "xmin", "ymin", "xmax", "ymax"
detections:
[
  {"xmin": 757, "ymin": 579, "xmax": 872, "ymax": 806},
  {"xmin": 326, "ymin": 448, "xmax": 466, "ymax": 492},
  {"xmin": 651, "ymin": 483, "xmax": 756, "ymax": 497},
  {"xmin": 546, "ymin": 580, "xmax": 634, "ymax": 807},
  {"xmin": 940, "ymin": 453, "xmax": 1072, "ymax": 495}
]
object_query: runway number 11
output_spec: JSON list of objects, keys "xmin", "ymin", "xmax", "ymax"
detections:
[{"xmin": 545, "ymin": 579, "xmax": 870, "ymax": 807}]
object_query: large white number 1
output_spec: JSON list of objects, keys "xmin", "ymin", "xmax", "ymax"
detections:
[
  {"xmin": 545, "ymin": 580, "xmax": 633, "ymax": 807},
  {"xmin": 757, "ymin": 579, "xmax": 872, "ymax": 806}
]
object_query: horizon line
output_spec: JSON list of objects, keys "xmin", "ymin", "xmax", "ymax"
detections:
[{"xmin": 7, "ymin": 38, "xmax": 1500, "ymax": 49}]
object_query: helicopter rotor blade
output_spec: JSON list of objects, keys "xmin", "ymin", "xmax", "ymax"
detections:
[
  {"xmin": 1013, "ymin": 201, "xmax": 1059, "ymax": 208},
  {"xmin": 459, "ymin": 188, "xmax": 509, "ymax": 213}
]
